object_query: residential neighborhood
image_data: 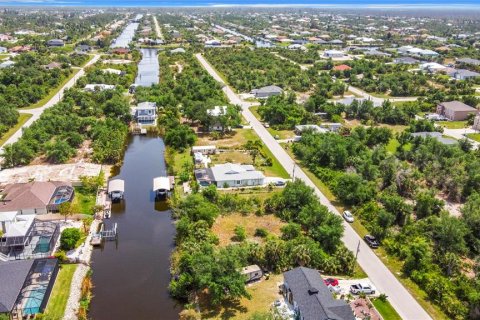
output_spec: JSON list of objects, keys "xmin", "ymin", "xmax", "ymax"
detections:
[{"xmin": 1, "ymin": 5, "xmax": 480, "ymax": 320}]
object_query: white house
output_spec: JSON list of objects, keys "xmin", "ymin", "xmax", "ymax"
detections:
[
  {"xmin": 323, "ymin": 49, "xmax": 345, "ymax": 58},
  {"xmin": 207, "ymin": 106, "xmax": 228, "ymax": 131},
  {"xmin": 207, "ymin": 163, "xmax": 265, "ymax": 188},
  {"xmin": 420, "ymin": 62, "xmax": 446, "ymax": 73},
  {"xmin": 133, "ymin": 101, "xmax": 157, "ymax": 125},
  {"xmin": 192, "ymin": 145, "xmax": 217, "ymax": 155},
  {"xmin": 84, "ymin": 84, "xmax": 115, "ymax": 92}
]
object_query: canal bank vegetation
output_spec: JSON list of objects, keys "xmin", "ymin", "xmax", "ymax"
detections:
[
  {"xmin": 171, "ymin": 181, "xmax": 355, "ymax": 318},
  {"xmin": 291, "ymin": 128, "xmax": 480, "ymax": 319}
]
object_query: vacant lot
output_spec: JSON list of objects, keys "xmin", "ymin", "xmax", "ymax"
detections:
[{"xmin": 212, "ymin": 212, "xmax": 286, "ymax": 246}]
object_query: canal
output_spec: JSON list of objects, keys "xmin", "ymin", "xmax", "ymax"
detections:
[{"xmin": 89, "ymin": 136, "xmax": 180, "ymax": 319}]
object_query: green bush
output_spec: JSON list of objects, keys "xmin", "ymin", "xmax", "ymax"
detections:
[
  {"xmin": 254, "ymin": 228, "xmax": 268, "ymax": 238},
  {"xmin": 233, "ymin": 225, "xmax": 247, "ymax": 242},
  {"xmin": 60, "ymin": 228, "xmax": 81, "ymax": 251}
]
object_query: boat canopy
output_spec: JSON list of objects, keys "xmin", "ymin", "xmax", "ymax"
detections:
[
  {"xmin": 108, "ymin": 179, "xmax": 125, "ymax": 193},
  {"xmin": 153, "ymin": 177, "xmax": 170, "ymax": 192}
]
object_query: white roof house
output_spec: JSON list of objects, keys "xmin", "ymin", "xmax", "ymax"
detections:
[
  {"xmin": 288, "ymin": 44, "xmax": 307, "ymax": 51},
  {"xmin": 153, "ymin": 177, "xmax": 171, "ymax": 192},
  {"xmin": 102, "ymin": 68, "xmax": 123, "ymax": 75},
  {"xmin": 192, "ymin": 145, "xmax": 217, "ymax": 155},
  {"xmin": 0, "ymin": 60, "xmax": 15, "ymax": 69},
  {"xmin": 0, "ymin": 212, "xmax": 35, "ymax": 239},
  {"xmin": 209, "ymin": 163, "xmax": 265, "ymax": 188},
  {"xmin": 420, "ymin": 62, "xmax": 446, "ymax": 73},
  {"xmin": 132, "ymin": 101, "xmax": 157, "ymax": 125},
  {"xmin": 84, "ymin": 84, "xmax": 115, "ymax": 91},
  {"xmin": 207, "ymin": 106, "xmax": 227, "ymax": 117},
  {"xmin": 170, "ymin": 48, "xmax": 186, "ymax": 54},
  {"xmin": 323, "ymin": 49, "xmax": 345, "ymax": 58}
]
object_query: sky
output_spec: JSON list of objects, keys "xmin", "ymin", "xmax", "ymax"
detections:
[{"xmin": 0, "ymin": 0, "xmax": 479, "ymax": 7}]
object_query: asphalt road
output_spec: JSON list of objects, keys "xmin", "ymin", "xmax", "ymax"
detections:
[
  {"xmin": 0, "ymin": 54, "xmax": 100, "ymax": 155},
  {"xmin": 196, "ymin": 53, "xmax": 432, "ymax": 320},
  {"xmin": 153, "ymin": 15, "xmax": 163, "ymax": 39}
]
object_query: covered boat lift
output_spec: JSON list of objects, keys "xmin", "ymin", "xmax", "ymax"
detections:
[
  {"xmin": 153, "ymin": 176, "xmax": 173, "ymax": 199},
  {"xmin": 108, "ymin": 179, "xmax": 125, "ymax": 202}
]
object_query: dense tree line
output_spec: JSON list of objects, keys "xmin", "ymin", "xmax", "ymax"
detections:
[
  {"xmin": 204, "ymin": 47, "xmax": 311, "ymax": 92},
  {"xmin": 170, "ymin": 181, "xmax": 354, "ymax": 307},
  {"xmin": 292, "ymin": 127, "xmax": 480, "ymax": 319},
  {"xmin": 0, "ymin": 52, "xmax": 72, "ymax": 135},
  {"xmin": 2, "ymin": 87, "xmax": 130, "ymax": 167}
]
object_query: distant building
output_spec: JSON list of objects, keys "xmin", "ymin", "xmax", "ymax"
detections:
[
  {"xmin": 295, "ymin": 125, "xmax": 328, "ymax": 135},
  {"xmin": 332, "ymin": 64, "xmax": 351, "ymax": 71},
  {"xmin": 46, "ymin": 39, "xmax": 64, "ymax": 47},
  {"xmin": 112, "ymin": 48, "xmax": 130, "ymax": 55},
  {"xmin": 44, "ymin": 62, "xmax": 62, "ymax": 70},
  {"xmin": 288, "ymin": 44, "xmax": 307, "ymax": 51},
  {"xmin": 251, "ymin": 85, "xmax": 283, "ymax": 99},
  {"xmin": 207, "ymin": 106, "xmax": 228, "ymax": 131},
  {"xmin": 456, "ymin": 57, "xmax": 480, "ymax": 67},
  {"xmin": 75, "ymin": 45, "xmax": 91, "ymax": 53},
  {"xmin": 84, "ymin": 84, "xmax": 115, "ymax": 92},
  {"xmin": 446, "ymin": 68, "xmax": 480, "ymax": 80},
  {"xmin": 281, "ymin": 267, "xmax": 355, "ymax": 320},
  {"xmin": 170, "ymin": 48, "xmax": 186, "ymax": 54},
  {"xmin": 393, "ymin": 57, "xmax": 420, "ymax": 65},
  {"xmin": 436, "ymin": 101, "xmax": 479, "ymax": 121},
  {"xmin": 323, "ymin": 49, "xmax": 345, "ymax": 58},
  {"xmin": 0, "ymin": 46, "xmax": 7, "ymax": 53},
  {"xmin": 191, "ymin": 145, "xmax": 217, "ymax": 155},
  {"xmin": 0, "ymin": 60, "xmax": 15, "ymax": 69}
]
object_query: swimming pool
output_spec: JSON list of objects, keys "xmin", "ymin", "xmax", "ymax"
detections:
[
  {"xmin": 23, "ymin": 287, "xmax": 46, "ymax": 315},
  {"xmin": 33, "ymin": 236, "xmax": 50, "ymax": 253}
]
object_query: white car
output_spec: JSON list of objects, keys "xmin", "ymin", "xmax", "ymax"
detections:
[
  {"xmin": 350, "ymin": 283, "xmax": 376, "ymax": 295},
  {"xmin": 343, "ymin": 210, "xmax": 354, "ymax": 223}
]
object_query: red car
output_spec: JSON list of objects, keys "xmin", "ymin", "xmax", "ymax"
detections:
[{"xmin": 323, "ymin": 278, "xmax": 339, "ymax": 287}]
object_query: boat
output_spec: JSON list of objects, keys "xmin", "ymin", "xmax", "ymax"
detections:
[
  {"xmin": 153, "ymin": 176, "xmax": 174, "ymax": 199},
  {"xmin": 108, "ymin": 179, "xmax": 125, "ymax": 202}
]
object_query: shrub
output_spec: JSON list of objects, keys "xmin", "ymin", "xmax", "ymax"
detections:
[
  {"xmin": 54, "ymin": 250, "xmax": 67, "ymax": 263},
  {"xmin": 233, "ymin": 225, "xmax": 247, "ymax": 242},
  {"xmin": 60, "ymin": 228, "xmax": 81, "ymax": 251},
  {"xmin": 254, "ymin": 228, "xmax": 268, "ymax": 238}
]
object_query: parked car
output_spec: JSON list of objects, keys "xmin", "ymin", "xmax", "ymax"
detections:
[
  {"xmin": 328, "ymin": 285, "xmax": 342, "ymax": 294},
  {"xmin": 364, "ymin": 235, "xmax": 379, "ymax": 248},
  {"xmin": 273, "ymin": 180, "xmax": 286, "ymax": 186},
  {"xmin": 350, "ymin": 283, "xmax": 376, "ymax": 295},
  {"xmin": 343, "ymin": 210, "xmax": 354, "ymax": 223},
  {"xmin": 323, "ymin": 278, "xmax": 339, "ymax": 287}
]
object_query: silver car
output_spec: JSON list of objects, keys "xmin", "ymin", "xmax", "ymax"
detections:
[{"xmin": 343, "ymin": 210, "xmax": 354, "ymax": 223}]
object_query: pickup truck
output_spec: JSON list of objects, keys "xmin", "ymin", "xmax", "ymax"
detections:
[{"xmin": 350, "ymin": 283, "xmax": 376, "ymax": 295}]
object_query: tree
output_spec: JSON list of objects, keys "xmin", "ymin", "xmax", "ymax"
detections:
[
  {"xmin": 233, "ymin": 225, "xmax": 247, "ymax": 242},
  {"xmin": 58, "ymin": 201, "xmax": 77, "ymax": 222},
  {"xmin": 415, "ymin": 190, "xmax": 444, "ymax": 219},
  {"xmin": 60, "ymin": 228, "xmax": 81, "ymax": 251},
  {"xmin": 432, "ymin": 215, "xmax": 468, "ymax": 255},
  {"xmin": 334, "ymin": 173, "xmax": 376, "ymax": 206},
  {"xmin": 45, "ymin": 140, "xmax": 76, "ymax": 163},
  {"xmin": 281, "ymin": 222, "xmax": 302, "ymax": 240},
  {"xmin": 244, "ymin": 140, "xmax": 263, "ymax": 165}
]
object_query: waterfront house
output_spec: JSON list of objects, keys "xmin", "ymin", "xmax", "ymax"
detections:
[
  {"xmin": 0, "ymin": 181, "xmax": 73, "ymax": 215},
  {"xmin": 436, "ymin": 101, "xmax": 479, "ymax": 121},
  {"xmin": 0, "ymin": 258, "xmax": 59, "ymax": 319},
  {"xmin": 251, "ymin": 85, "xmax": 283, "ymax": 99},
  {"xmin": 132, "ymin": 102, "xmax": 157, "ymax": 125},
  {"xmin": 281, "ymin": 267, "xmax": 355, "ymax": 320},
  {"xmin": 204, "ymin": 163, "xmax": 265, "ymax": 188}
]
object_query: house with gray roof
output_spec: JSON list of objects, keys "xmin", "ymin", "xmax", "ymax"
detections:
[
  {"xmin": 410, "ymin": 132, "xmax": 457, "ymax": 145},
  {"xmin": 393, "ymin": 57, "xmax": 420, "ymax": 65},
  {"xmin": 0, "ymin": 258, "xmax": 59, "ymax": 319},
  {"xmin": 456, "ymin": 58, "xmax": 480, "ymax": 66},
  {"xmin": 46, "ymin": 39, "xmax": 64, "ymax": 47},
  {"xmin": 251, "ymin": 85, "xmax": 283, "ymax": 99},
  {"xmin": 447, "ymin": 68, "xmax": 480, "ymax": 80},
  {"xmin": 282, "ymin": 267, "xmax": 355, "ymax": 320},
  {"xmin": 198, "ymin": 163, "xmax": 265, "ymax": 188}
]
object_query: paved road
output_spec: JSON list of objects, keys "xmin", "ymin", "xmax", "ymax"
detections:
[
  {"xmin": 347, "ymin": 85, "xmax": 418, "ymax": 104},
  {"xmin": 196, "ymin": 53, "xmax": 432, "ymax": 320},
  {"xmin": 0, "ymin": 54, "xmax": 100, "ymax": 154},
  {"xmin": 442, "ymin": 127, "xmax": 480, "ymax": 149},
  {"xmin": 153, "ymin": 15, "xmax": 163, "ymax": 39}
]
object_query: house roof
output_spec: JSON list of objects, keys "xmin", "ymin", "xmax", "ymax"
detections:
[
  {"xmin": 137, "ymin": 101, "xmax": 156, "ymax": 110},
  {"xmin": 252, "ymin": 85, "xmax": 283, "ymax": 94},
  {"xmin": 207, "ymin": 106, "xmax": 227, "ymax": 117},
  {"xmin": 0, "ymin": 212, "xmax": 35, "ymax": 237},
  {"xmin": 448, "ymin": 69, "xmax": 480, "ymax": 78},
  {"xmin": 332, "ymin": 64, "xmax": 351, "ymax": 71},
  {"xmin": 209, "ymin": 163, "xmax": 265, "ymax": 182},
  {"xmin": 283, "ymin": 267, "xmax": 355, "ymax": 320},
  {"xmin": 0, "ymin": 181, "xmax": 69, "ymax": 212},
  {"xmin": 0, "ymin": 259, "xmax": 34, "ymax": 313},
  {"xmin": 440, "ymin": 101, "xmax": 477, "ymax": 112},
  {"xmin": 410, "ymin": 132, "xmax": 457, "ymax": 145},
  {"xmin": 457, "ymin": 58, "xmax": 480, "ymax": 66}
]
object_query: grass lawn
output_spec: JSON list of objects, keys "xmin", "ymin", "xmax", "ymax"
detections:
[
  {"xmin": 437, "ymin": 120, "xmax": 468, "ymax": 129},
  {"xmin": 0, "ymin": 113, "xmax": 32, "ymax": 147},
  {"xmin": 249, "ymin": 106, "xmax": 261, "ymax": 120},
  {"xmin": 466, "ymin": 133, "xmax": 480, "ymax": 142},
  {"xmin": 199, "ymin": 274, "xmax": 283, "ymax": 319},
  {"xmin": 20, "ymin": 68, "xmax": 80, "ymax": 110},
  {"xmin": 165, "ymin": 147, "xmax": 192, "ymax": 176},
  {"xmin": 73, "ymin": 187, "xmax": 96, "ymax": 215},
  {"xmin": 212, "ymin": 212, "xmax": 286, "ymax": 246},
  {"xmin": 268, "ymin": 128, "xmax": 295, "ymax": 140},
  {"xmin": 43, "ymin": 264, "xmax": 77, "ymax": 320},
  {"xmin": 372, "ymin": 298, "xmax": 402, "ymax": 320}
]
